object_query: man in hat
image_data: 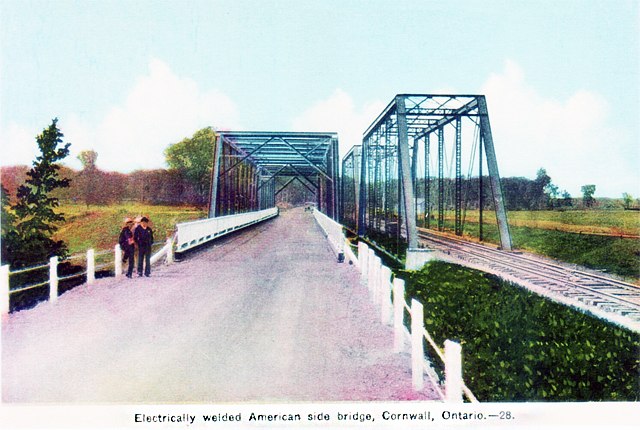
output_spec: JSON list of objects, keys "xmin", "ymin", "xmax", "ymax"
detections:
[
  {"xmin": 134, "ymin": 216, "xmax": 154, "ymax": 277},
  {"xmin": 118, "ymin": 218, "xmax": 136, "ymax": 278}
]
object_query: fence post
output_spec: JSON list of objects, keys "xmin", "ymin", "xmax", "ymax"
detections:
[
  {"xmin": 344, "ymin": 237, "xmax": 353, "ymax": 264},
  {"xmin": 393, "ymin": 278, "xmax": 405, "ymax": 353},
  {"xmin": 367, "ymin": 250, "xmax": 376, "ymax": 295},
  {"xmin": 371, "ymin": 256, "xmax": 381, "ymax": 302},
  {"xmin": 359, "ymin": 242, "xmax": 369, "ymax": 282},
  {"xmin": 1, "ymin": 265, "xmax": 9, "ymax": 315},
  {"xmin": 445, "ymin": 340, "xmax": 464, "ymax": 402},
  {"xmin": 411, "ymin": 298, "xmax": 424, "ymax": 390},
  {"xmin": 49, "ymin": 256, "xmax": 58, "ymax": 304},
  {"xmin": 114, "ymin": 244, "xmax": 122, "ymax": 278},
  {"xmin": 87, "ymin": 249, "xmax": 95, "ymax": 285},
  {"xmin": 166, "ymin": 237, "xmax": 174, "ymax": 264},
  {"xmin": 380, "ymin": 266, "xmax": 392, "ymax": 325}
]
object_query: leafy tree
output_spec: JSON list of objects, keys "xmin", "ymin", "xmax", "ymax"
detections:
[
  {"xmin": 164, "ymin": 127, "xmax": 215, "ymax": 204},
  {"xmin": 622, "ymin": 193, "xmax": 634, "ymax": 210},
  {"xmin": 559, "ymin": 190, "xmax": 573, "ymax": 208},
  {"xmin": 8, "ymin": 119, "xmax": 71, "ymax": 267},
  {"xmin": 533, "ymin": 168, "xmax": 552, "ymax": 209},
  {"xmin": 165, "ymin": 127, "xmax": 215, "ymax": 201},
  {"xmin": 77, "ymin": 149, "xmax": 97, "ymax": 169},
  {"xmin": 77, "ymin": 149, "xmax": 99, "ymax": 207},
  {"xmin": 544, "ymin": 182, "xmax": 559, "ymax": 209},
  {"xmin": 581, "ymin": 184, "xmax": 596, "ymax": 208}
]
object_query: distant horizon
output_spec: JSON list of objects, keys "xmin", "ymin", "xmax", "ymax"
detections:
[{"xmin": 0, "ymin": 161, "xmax": 631, "ymax": 201}]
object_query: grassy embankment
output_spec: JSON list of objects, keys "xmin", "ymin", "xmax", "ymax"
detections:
[
  {"xmin": 53, "ymin": 203, "xmax": 206, "ymax": 255},
  {"xmin": 7, "ymin": 203, "xmax": 205, "ymax": 311},
  {"xmin": 422, "ymin": 209, "xmax": 640, "ymax": 280}
]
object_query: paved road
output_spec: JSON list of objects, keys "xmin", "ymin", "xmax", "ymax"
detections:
[{"xmin": 2, "ymin": 208, "xmax": 438, "ymax": 403}]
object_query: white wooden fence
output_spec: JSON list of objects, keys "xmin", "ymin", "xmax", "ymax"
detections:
[
  {"xmin": 358, "ymin": 240, "xmax": 478, "ymax": 402},
  {"xmin": 1, "ymin": 238, "xmax": 175, "ymax": 315},
  {"xmin": 312, "ymin": 209, "xmax": 477, "ymax": 403}
]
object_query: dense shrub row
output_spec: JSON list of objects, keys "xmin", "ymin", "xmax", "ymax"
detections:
[{"xmin": 401, "ymin": 261, "xmax": 640, "ymax": 401}]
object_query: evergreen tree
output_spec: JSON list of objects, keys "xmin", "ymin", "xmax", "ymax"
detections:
[
  {"xmin": 8, "ymin": 119, "xmax": 71, "ymax": 267},
  {"xmin": 1, "ymin": 184, "xmax": 18, "ymax": 264}
]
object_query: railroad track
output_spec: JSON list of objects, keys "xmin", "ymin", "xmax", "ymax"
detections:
[{"xmin": 417, "ymin": 228, "xmax": 640, "ymax": 332}]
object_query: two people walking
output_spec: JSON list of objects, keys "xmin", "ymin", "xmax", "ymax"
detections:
[{"xmin": 119, "ymin": 216, "xmax": 154, "ymax": 278}]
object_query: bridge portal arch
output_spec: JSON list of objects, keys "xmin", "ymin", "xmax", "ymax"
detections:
[{"xmin": 208, "ymin": 131, "xmax": 340, "ymax": 220}]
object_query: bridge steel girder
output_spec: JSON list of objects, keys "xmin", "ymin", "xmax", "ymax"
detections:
[
  {"xmin": 477, "ymin": 96, "xmax": 512, "ymax": 250},
  {"xmin": 208, "ymin": 131, "xmax": 340, "ymax": 220},
  {"xmin": 356, "ymin": 94, "xmax": 512, "ymax": 252},
  {"xmin": 340, "ymin": 145, "xmax": 361, "ymax": 232},
  {"xmin": 396, "ymin": 96, "xmax": 419, "ymax": 249}
]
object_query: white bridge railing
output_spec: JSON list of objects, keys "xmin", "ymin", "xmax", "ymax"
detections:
[
  {"xmin": 175, "ymin": 207, "xmax": 278, "ymax": 252},
  {"xmin": 312, "ymin": 209, "xmax": 359, "ymax": 264},
  {"xmin": 312, "ymin": 210, "xmax": 477, "ymax": 403},
  {"xmin": 2, "ymin": 207, "xmax": 279, "ymax": 314}
]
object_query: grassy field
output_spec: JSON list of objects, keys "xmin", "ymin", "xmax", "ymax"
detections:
[
  {"xmin": 461, "ymin": 209, "xmax": 640, "ymax": 237},
  {"xmin": 50, "ymin": 204, "xmax": 639, "ymax": 280},
  {"xmin": 53, "ymin": 203, "xmax": 206, "ymax": 255}
]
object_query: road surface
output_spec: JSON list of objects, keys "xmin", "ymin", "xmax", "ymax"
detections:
[{"xmin": 2, "ymin": 207, "xmax": 439, "ymax": 403}]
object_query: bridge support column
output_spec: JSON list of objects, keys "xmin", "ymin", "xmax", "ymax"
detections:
[
  {"xmin": 208, "ymin": 132, "xmax": 224, "ymax": 218},
  {"xmin": 357, "ymin": 136, "xmax": 368, "ymax": 236},
  {"xmin": 405, "ymin": 248, "xmax": 435, "ymax": 271},
  {"xmin": 477, "ymin": 96, "xmax": 512, "ymax": 251},
  {"xmin": 396, "ymin": 96, "xmax": 418, "ymax": 249}
]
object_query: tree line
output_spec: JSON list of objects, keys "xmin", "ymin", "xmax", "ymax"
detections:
[
  {"xmin": 2, "ymin": 129, "xmax": 217, "ymax": 208},
  {"xmin": 2, "ymin": 120, "xmax": 637, "ymax": 269}
]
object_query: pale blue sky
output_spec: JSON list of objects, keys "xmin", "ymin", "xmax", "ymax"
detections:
[{"xmin": 1, "ymin": 0, "xmax": 638, "ymax": 197}]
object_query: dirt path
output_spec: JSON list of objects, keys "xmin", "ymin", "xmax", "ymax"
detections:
[{"xmin": 2, "ymin": 208, "xmax": 439, "ymax": 403}]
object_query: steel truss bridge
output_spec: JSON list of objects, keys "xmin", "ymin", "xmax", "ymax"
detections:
[
  {"xmin": 341, "ymin": 94, "xmax": 512, "ymax": 252},
  {"xmin": 208, "ymin": 131, "xmax": 340, "ymax": 219},
  {"xmin": 195, "ymin": 94, "xmax": 640, "ymax": 330},
  {"xmin": 205, "ymin": 95, "xmax": 511, "ymax": 254}
]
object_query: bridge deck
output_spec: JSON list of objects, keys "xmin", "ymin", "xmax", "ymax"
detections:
[{"xmin": 2, "ymin": 207, "xmax": 438, "ymax": 403}]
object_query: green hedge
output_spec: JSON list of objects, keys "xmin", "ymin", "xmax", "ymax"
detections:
[{"xmin": 401, "ymin": 261, "xmax": 640, "ymax": 401}]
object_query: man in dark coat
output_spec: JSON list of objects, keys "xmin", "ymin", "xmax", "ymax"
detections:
[
  {"xmin": 134, "ymin": 216, "xmax": 154, "ymax": 277},
  {"xmin": 118, "ymin": 218, "xmax": 135, "ymax": 278}
]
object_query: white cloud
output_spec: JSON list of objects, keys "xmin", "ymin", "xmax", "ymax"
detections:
[
  {"xmin": 60, "ymin": 59, "xmax": 240, "ymax": 172},
  {"xmin": 0, "ymin": 122, "xmax": 38, "ymax": 166},
  {"xmin": 481, "ymin": 60, "xmax": 638, "ymax": 197},
  {"xmin": 291, "ymin": 89, "xmax": 385, "ymax": 161}
]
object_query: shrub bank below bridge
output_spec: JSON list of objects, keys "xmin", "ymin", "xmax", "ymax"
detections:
[{"xmin": 401, "ymin": 261, "xmax": 640, "ymax": 401}]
